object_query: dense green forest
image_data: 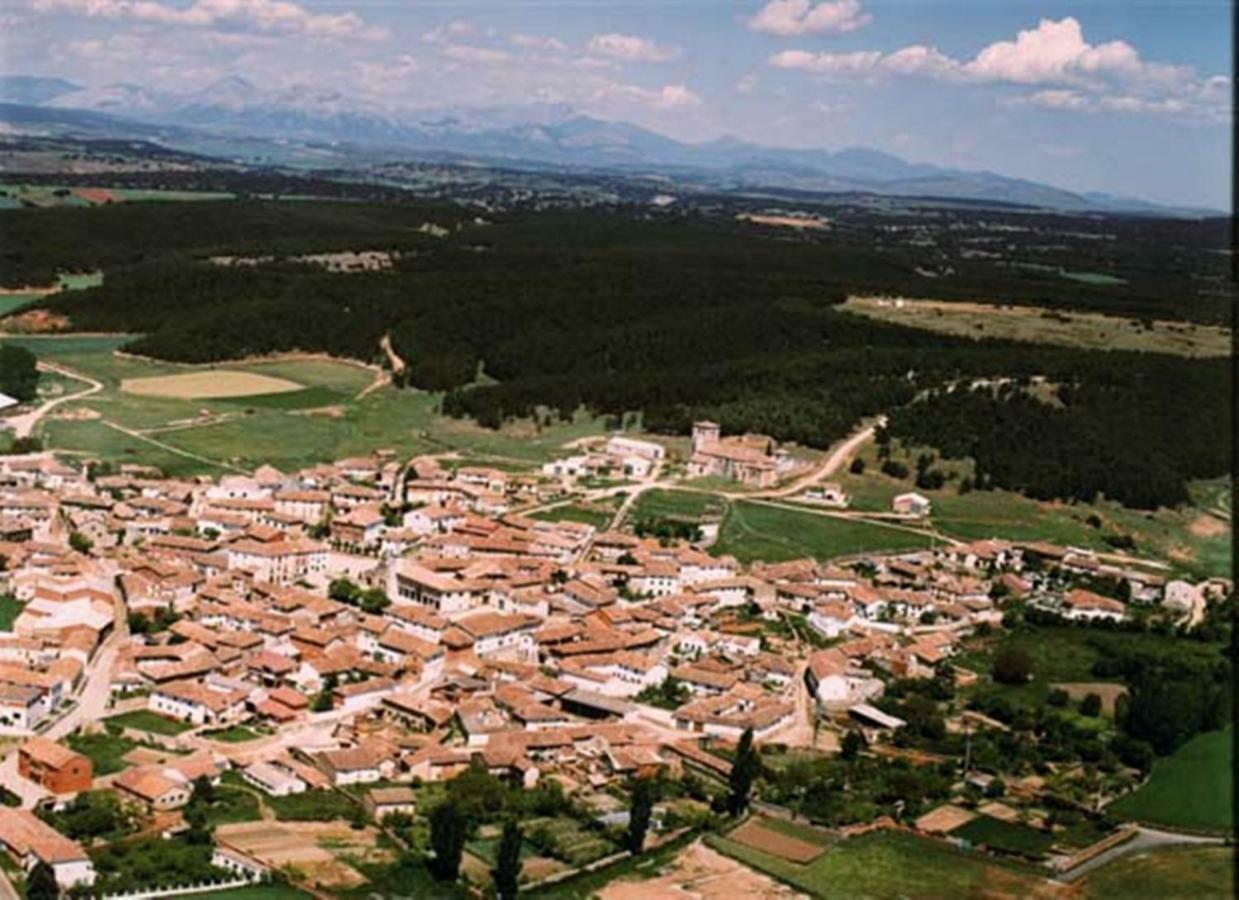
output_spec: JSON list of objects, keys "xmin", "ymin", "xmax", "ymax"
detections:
[{"xmin": 0, "ymin": 199, "xmax": 1231, "ymax": 508}]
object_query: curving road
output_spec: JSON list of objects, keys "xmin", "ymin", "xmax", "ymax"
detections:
[{"xmin": 5, "ymin": 361, "xmax": 103, "ymax": 438}]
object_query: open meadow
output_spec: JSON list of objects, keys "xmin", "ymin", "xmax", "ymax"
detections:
[
  {"xmin": 1, "ymin": 335, "xmax": 614, "ymax": 475},
  {"xmin": 840, "ymin": 296, "xmax": 1232, "ymax": 358},
  {"xmin": 1108, "ymin": 726, "xmax": 1234, "ymax": 834}
]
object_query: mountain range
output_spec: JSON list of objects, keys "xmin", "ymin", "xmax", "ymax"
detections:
[{"xmin": 0, "ymin": 75, "xmax": 1217, "ymax": 216}]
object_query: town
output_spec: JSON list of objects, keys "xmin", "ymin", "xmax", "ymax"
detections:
[{"xmin": 0, "ymin": 414, "xmax": 1228, "ymax": 898}]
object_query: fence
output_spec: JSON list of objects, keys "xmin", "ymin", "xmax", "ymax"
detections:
[{"xmin": 97, "ymin": 874, "xmax": 263, "ymax": 900}]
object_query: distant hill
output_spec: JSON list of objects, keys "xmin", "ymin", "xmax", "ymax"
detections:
[{"xmin": 0, "ymin": 75, "xmax": 1220, "ymax": 217}]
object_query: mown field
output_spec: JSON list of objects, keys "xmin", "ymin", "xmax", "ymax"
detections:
[
  {"xmin": 707, "ymin": 829, "xmax": 1061, "ymax": 899},
  {"xmin": 1109, "ymin": 726, "xmax": 1234, "ymax": 834},
  {"xmin": 714, "ymin": 500, "xmax": 935, "ymax": 564}
]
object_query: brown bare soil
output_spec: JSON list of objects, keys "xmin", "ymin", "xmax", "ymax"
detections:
[
  {"xmin": 1050, "ymin": 682, "xmax": 1128, "ymax": 716},
  {"xmin": 915, "ymin": 804, "xmax": 978, "ymax": 834},
  {"xmin": 1190, "ymin": 514, "xmax": 1228, "ymax": 538},
  {"xmin": 599, "ymin": 839, "xmax": 806, "ymax": 900},
  {"xmin": 727, "ymin": 819, "xmax": 825, "ymax": 864}
]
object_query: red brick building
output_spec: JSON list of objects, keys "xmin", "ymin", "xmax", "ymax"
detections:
[{"xmin": 18, "ymin": 737, "xmax": 93, "ymax": 795}]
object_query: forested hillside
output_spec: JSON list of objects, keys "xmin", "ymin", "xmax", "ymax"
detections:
[{"xmin": 1, "ymin": 198, "xmax": 1231, "ymax": 508}]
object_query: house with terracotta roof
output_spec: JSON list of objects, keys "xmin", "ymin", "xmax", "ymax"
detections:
[
  {"xmin": 686, "ymin": 421, "xmax": 781, "ymax": 488},
  {"xmin": 0, "ymin": 809, "xmax": 95, "ymax": 889}
]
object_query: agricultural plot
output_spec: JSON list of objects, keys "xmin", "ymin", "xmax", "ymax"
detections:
[
  {"xmin": 726, "ymin": 817, "xmax": 830, "ymax": 863},
  {"xmin": 1109, "ymin": 726, "xmax": 1233, "ymax": 834},
  {"xmin": 949, "ymin": 815, "xmax": 1055, "ymax": 859},
  {"xmin": 524, "ymin": 816, "xmax": 616, "ymax": 867},
  {"xmin": 215, "ymin": 820, "xmax": 390, "ymax": 890}
]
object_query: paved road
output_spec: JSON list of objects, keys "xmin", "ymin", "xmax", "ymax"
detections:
[{"xmin": 0, "ymin": 867, "xmax": 19, "ymax": 900}]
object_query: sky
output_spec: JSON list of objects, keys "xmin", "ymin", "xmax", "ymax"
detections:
[{"xmin": 0, "ymin": 0, "xmax": 1232, "ymax": 208}]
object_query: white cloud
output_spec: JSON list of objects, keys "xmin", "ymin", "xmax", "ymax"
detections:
[
  {"xmin": 768, "ymin": 17, "xmax": 1228, "ymax": 121},
  {"xmin": 421, "ymin": 20, "xmax": 490, "ymax": 45},
  {"xmin": 748, "ymin": 0, "xmax": 870, "ymax": 37},
  {"xmin": 600, "ymin": 82, "xmax": 702, "ymax": 110},
  {"xmin": 585, "ymin": 33, "xmax": 679, "ymax": 63},
  {"xmin": 441, "ymin": 44, "xmax": 512, "ymax": 65},
  {"xmin": 735, "ymin": 72, "xmax": 759, "ymax": 94},
  {"xmin": 29, "ymin": 0, "xmax": 385, "ymax": 39},
  {"xmin": 509, "ymin": 33, "xmax": 567, "ymax": 53}
]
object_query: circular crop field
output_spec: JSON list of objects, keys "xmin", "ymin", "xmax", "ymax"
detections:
[{"xmin": 120, "ymin": 370, "xmax": 304, "ymax": 399}]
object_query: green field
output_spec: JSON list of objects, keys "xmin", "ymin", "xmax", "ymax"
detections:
[
  {"xmin": 104, "ymin": 710, "xmax": 193, "ymax": 736},
  {"xmin": 1079, "ymin": 845, "xmax": 1234, "ymax": 899},
  {"xmin": 531, "ymin": 503, "xmax": 616, "ymax": 530},
  {"xmin": 714, "ymin": 501, "xmax": 935, "ymax": 564},
  {"xmin": 836, "ymin": 440, "xmax": 1230, "ymax": 579},
  {"xmin": 66, "ymin": 732, "xmax": 139, "ymax": 776},
  {"xmin": 3, "ymin": 335, "xmax": 610, "ymax": 475},
  {"xmin": 0, "ymin": 595, "xmax": 23, "ymax": 631},
  {"xmin": 630, "ymin": 489, "xmax": 728, "ymax": 523},
  {"xmin": 708, "ymin": 829, "xmax": 1056, "ymax": 899},
  {"xmin": 1109, "ymin": 726, "xmax": 1233, "ymax": 834}
]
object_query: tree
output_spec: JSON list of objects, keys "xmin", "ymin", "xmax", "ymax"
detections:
[
  {"xmin": 68, "ymin": 531, "xmax": 93, "ymax": 554},
  {"xmin": 840, "ymin": 730, "xmax": 865, "ymax": 761},
  {"xmin": 1080, "ymin": 693, "xmax": 1103, "ymax": 717},
  {"xmin": 328, "ymin": 577, "xmax": 359, "ymax": 604},
  {"xmin": 728, "ymin": 727, "xmax": 761, "ymax": 816},
  {"xmin": 1047, "ymin": 689, "xmax": 1069, "ymax": 707},
  {"xmin": 429, "ymin": 801, "xmax": 468, "ymax": 881},
  {"xmin": 493, "ymin": 819, "xmax": 523, "ymax": 899},
  {"xmin": 992, "ymin": 646, "xmax": 1033, "ymax": 685},
  {"xmin": 626, "ymin": 778, "xmax": 655, "ymax": 854},
  {"xmin": 849, "ymin": 458, "xmax": 866, "ymax": 475},
  {"xmin": 0, "ymin": 345, "xmax": 38, "ymax": 402},
  {"xmin": 25, "ymin": 861, "xmax": 58, "ymax": 900},
  {"xmin": 312, "ymin": 672, "xmax": 338, "ymax": 712},
  {"xmin": 189, "ymin": 774, "xmax": 215, "ymax": 806}
]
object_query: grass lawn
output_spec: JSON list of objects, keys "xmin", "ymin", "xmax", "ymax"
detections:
[
  {"xmin": 0, "ymin": 595, "xmax": 23, "ymax": 631},
  {"xmin": 714, "ymin": 501, "xmax": 934, "ymax": 564},
  {"xmin": 1109, "ymin": 726, "xmax": 1233, "ymax": 834},
  {"xmin": 202, "ymin": 725, "xmax": 264, "ymax": 743},
  {"xmin": 66, "ymin": 732, "xmax": 138, "ymax": 776},
  {"xmin": 105, "ymin": 710, "xmax": 193, "ymax": 736},
  {"xmin": 527, "ymin": 829, "xmax": 695, "ymax": 899},
  {"xmin": 1079, "ymin": 845, "xmax": 1235, "ymax": 899},
  {"xmin": 268, "ymin": 789, "xmax": 360, "ymax": 822},
  {"xmin": 707, "ymin": 829, "xmax": 1058, "ymax": 899}
]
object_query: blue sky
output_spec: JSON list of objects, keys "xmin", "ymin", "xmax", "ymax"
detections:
[{"xmin": 1, "ymin": 0, "xmax": 1231, "ymax": 207}]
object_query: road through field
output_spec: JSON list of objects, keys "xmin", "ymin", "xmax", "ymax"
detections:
[{"xmin": 7, "ymin": 360, "xmax": 103, "ymax": 437}]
